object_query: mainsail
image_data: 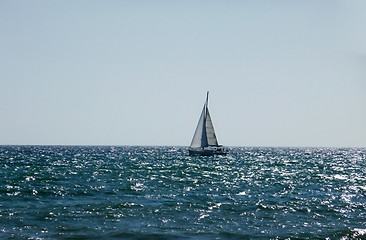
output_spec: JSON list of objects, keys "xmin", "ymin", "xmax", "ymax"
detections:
[
  {"xmin": 190, "ymin": 92, "xmax": 219, "ymax": 148},
  {"xmin": 205, "ymin": 108, "xmax": 219, "ymax": 146}
]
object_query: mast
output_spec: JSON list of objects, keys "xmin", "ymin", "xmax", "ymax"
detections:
[
  {"xmin": 206, "ymin": 91, "xmax": 209, "ymax": 111},
  {"xmin": 200, "ymin": 92, "xmax": 209, "ymax": 147},
  {"xmin": 205, "ymin": 91, "xmax": 219, "ymax": 146}
]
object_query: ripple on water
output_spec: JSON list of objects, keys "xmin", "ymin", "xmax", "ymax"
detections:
[{"xmin": 0, "ymin": 146, "xmax": 365, "ymax": 239}]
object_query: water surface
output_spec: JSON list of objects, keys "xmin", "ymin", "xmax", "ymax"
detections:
[{"xmin": 0, "ymin": 146, "xmax": 365, "ymax": 239}]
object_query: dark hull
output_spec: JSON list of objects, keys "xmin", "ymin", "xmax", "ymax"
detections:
[{"xmin": 188, "ymin": 148, "xmax": 229, "ymax": 156}]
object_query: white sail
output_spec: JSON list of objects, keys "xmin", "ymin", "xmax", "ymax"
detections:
[
  {"xmin": 190, "ymin": 92, "xmax": 219, "ymax": 148},
  {"xmin": 190, "ymin": 105, "xmax": 208, "ymax": 148},
  {"xmin": 205, "ymin": 108, "xmax": 219, "ymax": 146}
]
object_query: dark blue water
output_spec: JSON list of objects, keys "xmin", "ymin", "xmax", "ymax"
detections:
[{"xmin": 0, "ymin": 146, "xmax": 365, "ymax": 239}]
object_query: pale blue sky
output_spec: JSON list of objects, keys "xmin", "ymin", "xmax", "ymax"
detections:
[{"xmin": 1, "ymin": 1, "xmax": 365, "ymax": 147}]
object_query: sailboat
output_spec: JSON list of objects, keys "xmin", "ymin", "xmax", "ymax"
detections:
[{"xmin": 189, "ymin": 92, "xmax": 228, "ymax": 156}]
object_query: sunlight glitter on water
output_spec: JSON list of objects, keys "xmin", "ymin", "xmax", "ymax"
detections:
[{"xmin": 0, "ymin": 146, "xmax": 365, "ymax": 239}]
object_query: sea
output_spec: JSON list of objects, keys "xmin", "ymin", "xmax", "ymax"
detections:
[{"xmin": 0, "ymin": 146, "xmax": 365, "ymax": 240}]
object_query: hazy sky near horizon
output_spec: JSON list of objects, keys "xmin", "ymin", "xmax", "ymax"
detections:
[{"xmin": 1, "ymin": 1, "xmax": 365, "ymax": 147}]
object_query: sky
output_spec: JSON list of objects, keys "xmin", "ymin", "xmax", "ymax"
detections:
[{"xmin": 1, "ymin": 1, "xmax": 365, "ymax": 147}]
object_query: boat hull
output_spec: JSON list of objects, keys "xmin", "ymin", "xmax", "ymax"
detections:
[{"xmin": 189, "ymin": 147, "xmax": 229, "ymax": 156}]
